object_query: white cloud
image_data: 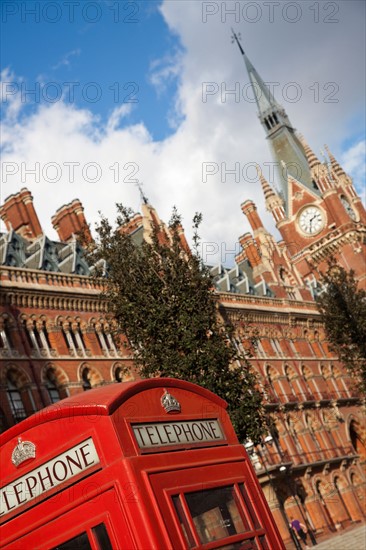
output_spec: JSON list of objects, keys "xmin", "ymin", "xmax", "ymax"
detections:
[
  {"xmin": 1, "ymin": 1, "xmax": 365, "ymax": 265},
  {"xmin": 52, "ymin": 49, "xmax": 81, "ymax": 70},
  {"xmin": 0, "ymin": 68, "xmax": 24, "ymax": 122},
  {"xmin": 149, "ymin": 51, "xmax": 183, "ymax": 96},
  {"xmin": 105, "ymin": 103, "xmax": 134, "ymax": 133},
  {"xmin": 341, "ymin": 140, "xmax": 366, "ymax": 198}
]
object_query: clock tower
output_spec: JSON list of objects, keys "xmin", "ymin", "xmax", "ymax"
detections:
[{"xmin": 232, "ymin": 32, "xmax": 366, "ymax": 289}]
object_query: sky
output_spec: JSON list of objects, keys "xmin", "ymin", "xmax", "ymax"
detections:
[{"xmin": 1, "ymin": 0, "xmax": 365, "ymax": 266}]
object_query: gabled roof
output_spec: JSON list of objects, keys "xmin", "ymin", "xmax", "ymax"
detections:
[{"xmin": 0, "ymin": 230, "xmax": 91, "ymax": 275}]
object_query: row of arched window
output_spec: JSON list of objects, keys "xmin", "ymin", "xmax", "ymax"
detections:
[
  {"xmin": 264, "ymin": 362, "xmax": 354, "ymax": 403},
  {"xmin": 0, "ymin": 314, "xmax": 121, "ymax": 359},
  {"xmin": 252, "ymin": 412, "xmax": 365, "ymax": 475},
  {"xmin": 254, "ymin": 333, "xmax": 329, "ymax": 359}
]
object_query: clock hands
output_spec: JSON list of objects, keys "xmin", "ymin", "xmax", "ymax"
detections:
[
  {"xmin": 309, "ymin": 214, "xmax": 317, "ymax": 231},
  {"xmin": 299, "ymin": 206, "xmax": 324, "ymax": 234}
]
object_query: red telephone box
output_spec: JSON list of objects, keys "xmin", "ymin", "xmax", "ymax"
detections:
[{"xmin": 0, "ymin": 378, "xmax": 285, "ymax": 549}]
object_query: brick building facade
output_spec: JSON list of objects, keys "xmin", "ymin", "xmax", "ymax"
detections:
[{"xmin": 1, "ymin": 41, "xmax": 365, "ymax": 546}]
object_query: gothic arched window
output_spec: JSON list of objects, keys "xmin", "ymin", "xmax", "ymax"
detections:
[
  {"xmin": 6, "ymin": 371, "xmax": 27, "ymax": 423},
  {"xmin": 82, "ymin": 368, "xmax": 92, "ymax": 391},
  {"xmin": 45, "ymin": 368, "xmax": 61, "ymax": 404}
]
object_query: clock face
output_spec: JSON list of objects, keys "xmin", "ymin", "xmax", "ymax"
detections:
[
  {"xmin": 298, "ymin": 206, "xmax": 324, "ymax": 235},
  {"xmin": 341, "ymin": 197, "xmax": 356, "ymax": 220}
]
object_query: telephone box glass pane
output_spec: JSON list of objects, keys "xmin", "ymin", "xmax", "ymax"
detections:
[
  {"xmin": 219, "ymin": 540, "xmax": 258, "ymax": 550},
  {"xmin": 172, "ymin": 495, "xmax": 196, "ymax": 548},
  {"xmin": 258, "ymin": 535, "xmax": 270, "ymax": 549},
  {"xmin": 239, "ymin": 484, "xmax": 262, "ymax": 529},
  {"xmin": 92, "ymin": 523, "xmax": 113, "ymax": 550},
  {"xmin": 184, "ymin": 486, "xmax": 248, "ymax": 543},
  {"xmin": 51, "ymin": 531, "xmax": 92, "ymax": 550}
]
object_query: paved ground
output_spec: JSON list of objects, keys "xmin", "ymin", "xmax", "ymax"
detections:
[
  {"xmin": 286, "ymin": 524, "xmax": 366, "ymax": 550},
  {"xmin": 314, "ymin": 524, "xmax": 366, "ymax": 550}
]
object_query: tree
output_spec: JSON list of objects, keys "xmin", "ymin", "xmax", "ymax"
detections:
[
  {"xmin": 315, "ymin": 261, "xmax": 366, "ymax": 394},
  {"xmin": 88, "ymin": 204, "xmax": 267, "ymax": 443}
]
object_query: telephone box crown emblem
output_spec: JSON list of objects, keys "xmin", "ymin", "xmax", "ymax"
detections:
[
  {"xmin": 11, "ymin": 437, "xmax": 36, "ymax": 467},
  {"xmin": 161, "ymin": 389, "xmax": 181, "ymax": 413}
]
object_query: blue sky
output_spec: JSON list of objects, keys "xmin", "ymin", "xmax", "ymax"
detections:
[
  {"xmin": 1, "ymin": 1, "xmax": 365, "ymax": 264},
  {"xmin": 1, "ymin": 1, "xmax": 182, "ymax": 140}
]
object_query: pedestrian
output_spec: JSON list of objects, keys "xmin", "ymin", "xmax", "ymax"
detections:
[{"xmin": 289, "ymin": 516, "xmax": 310, "ymax": 549}]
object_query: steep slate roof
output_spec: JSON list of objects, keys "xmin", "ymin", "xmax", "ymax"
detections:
[
  {"xmin": 0, "ymin": 231, "xmax": 90, "ymax": 276},
  {"xmin": 0, "ymin": 228, "xmax": 272, "ymax": 298}
]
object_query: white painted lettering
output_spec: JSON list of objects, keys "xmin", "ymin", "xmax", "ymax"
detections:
[{"xmin": 0, "ymin": 438, "xmax": 99, "ymax": 519}]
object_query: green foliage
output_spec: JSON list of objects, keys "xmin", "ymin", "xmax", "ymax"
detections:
[
  {"xmin": 89, "ymin": 204, "xmax": 266, "ymax": 443},
  {"xmin": 315, "ymin": 260, "xmax": 366, "ymax": 394}
]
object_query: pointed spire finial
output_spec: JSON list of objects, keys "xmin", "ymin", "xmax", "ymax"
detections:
[
  {"xmin": 324, "ymin": 144, "xmax": 348, "ymax": 179},
  {"xmin": 297, "ymin": 134, "xmax": 321, "ymax": 170},
  {"xmin": 231, "ymin": 28, "xmax": 245, "ymax": 56},
  {"xmin": 135, "ymin": 182, "xmax": 149, "ymax": 205},
  {"xmin": 256, "ymin": 164, "xmax": 276, "ymax": 200}
]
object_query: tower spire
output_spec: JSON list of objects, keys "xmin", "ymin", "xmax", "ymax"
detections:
[
  {"xmin": 135, "ymin": 182, "xmax": 149, "ymax": 205},
  {"xmin": 232, "ymin": 29, "xmax": 282, "ymax": 119},
  {"xmin": 232, "ymin": 35, "xmax": 313, "ymax": 207},
  {"xmin": 231, "ymin": 28, "xmax": 245, "ymax": 56}
]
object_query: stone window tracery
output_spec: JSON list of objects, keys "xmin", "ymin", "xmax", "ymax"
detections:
[
  {"xmin": 60, "ymin": 319, "xmax": 88, "ymax": 357},
  {"xmin": 284, "ymin": 365, "xmax": 305, "ymax": 400},
  {"xmin": 94, "ymin": 321, "xmax": 118, "ymax": 357},
  {"xmin": 269, "ymin": 338, "xmax": 282, "ymax": 357},
  {"xmin": 0, "ymin": 316, "xmax": 14, "ymax": 349},
  {"xmin": 24, "ymin": 318, "xmax": 52, "ymax": 356},
  {"xmin": 332, "ymin": 365, "xmax": 351, "ymax": 398},
  {"xmin": 265, "ymin": 365, "xmax": 283, "ymax": 402},
  {"xmin": 301, "ymin": 365, "xmax": 320, "ymax": 400},
  {"xmin": 305, "ymin": 413, "xmax": 324, "ymax": 460},
  {"xmin": 303, "ymin": 330, "xmax": 316, "ymax": 357},
  {"xmin": 320, "ymin": 365, "xmax": 338, "ymax": 398},
  {"xmin": 286, "ymin": 415, "xmax": 304, "ymax": 457}
]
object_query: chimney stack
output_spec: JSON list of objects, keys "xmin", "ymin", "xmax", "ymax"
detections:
[
  {"xmin": 241, "ymin": 200, "xmax": 265, "ymax": 233},
  {"xmin": 51, "ymin": 199, "xmax": 91, "ymax": 243},
  {"xmin": 0, "ymin": 188, "xmax": 43, "ymax": 239},
  {"xmin": 238, "ymin": 233, "xmax": 262, "ymax": 267}
]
